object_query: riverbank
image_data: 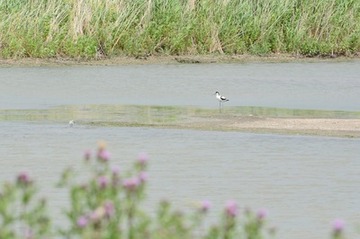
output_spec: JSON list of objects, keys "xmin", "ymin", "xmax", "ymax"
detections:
[{"xmin": 1, "ymin": 54, "xmax": 360, "ymax": 67}]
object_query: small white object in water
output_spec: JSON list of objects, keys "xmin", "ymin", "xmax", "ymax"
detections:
[{"xmin": 69, "ymin": 120, "xmax": 75, "ymax": 127}]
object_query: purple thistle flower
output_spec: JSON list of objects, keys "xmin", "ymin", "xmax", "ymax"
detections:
[
  {"xmin": 332, "ymin": 219, "xmax": 345, "ymax": 233},
  {"xmin": 200, "ymin": 200, "xmax": 212, "ymax": 213},
  {"xmin": 103, "ymin": 201, "xmax": 115, "ymax": 218},
  {"xmin": 225, "ymin": 200, "xmax": 238, "ymax": 217},
  {"xmin": 97, "ymin": 149, "xmax": 111, "ymax": 162},
  {"xmin": 138, "ymin": 171, "xmax": 148, "ymax": 183},
  {"xmin": 111, "ymin": 165, "xmax": 121, "ymax": 176},
  {"xmin": 97, "ymin": 176, "xmax": 109, "ymax": 189},
  {"xmin": 17, "ymin": 171, "xmax": 31, "ymax": 185},
  {"xmin": 123, "ymin": 177, "xmax": 140, "ymax": 191},
  {"xmin": 256, "ymin": 208, "xmax": 268, "ymax": 220},
  {"xmin": 137, "ymin": 152, "xmax": 149, "ymax": 166},
  {"xmin": 77, "ymin": 215, "xmax": 88, "ymax": 228}
]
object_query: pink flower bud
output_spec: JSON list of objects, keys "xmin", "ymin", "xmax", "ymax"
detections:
[
  {"xmin": 123, "ymin": 177, "xmax": 140, "ymax": 191},
  {"xmin": 111, "ymin": 166, "xmax": 121, "ymax": 176},
  {"xmin": 225, "ymin": 200, "xmax": 238, "ymax": 217},
  {"xmin": 137, "ymin": 152, "xmax": 149, "ymax": 166},
  {"xmin": 97, "ymin": 176, "xmax": 108, "ymax": 189},
  {"xmin": 138, "ymin": 171, "xmax": 148, "ymax": 183},
  {"xmin": 97, "ymin": 149, "xmax": 111, "ymax": 162},
  {"xmin": 332, "ymin": 219, "xmax": 345, "ymax": 233},
  {"xmin": 17, "ymin": 171, "xmax": 32, "ymax": 185},
  {"xmin": 103, "ymin": 201, "xmax": 115, "ymax": 217},
  {"xmin": 256, "ymin": 208, "xmax": 268, "ymax": 220},
  {"xmin": 200, "ymin": 200, "xmax": 212, "ymax": 213},
  {"xmin": 77, "ymin": 215, "xmax": 88, "ymax": 228}
]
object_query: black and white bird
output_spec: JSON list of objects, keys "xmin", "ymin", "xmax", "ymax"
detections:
[
  {"xmin": 69, "ymin": 120, "xmax": 75, "ymax": 127},
  {"xmin": 214, "ymin": 91, "xmax": 229, "ymax": 112}
]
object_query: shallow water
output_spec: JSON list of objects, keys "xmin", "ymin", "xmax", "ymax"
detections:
[
  {"xmin": 0, "ymin": 122, "xmax": 359, "ymax": 239},
  {"xmin": 1, "ymin": 62, "xmax": 360, "ymax": 239},
  {"xmin": 1, "ymin": 61, "xmax": 360, "ymax": 110}
]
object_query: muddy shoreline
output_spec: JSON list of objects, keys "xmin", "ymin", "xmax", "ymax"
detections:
[
  {"xmin": 191, "ymin": 117, "xmax": 360, "ymax": 138},
  {"xmin": 82, "ymin": 116, "xmax": 360, "ymax": 138},
  {"xmin": 1, "ymin": 54, "xmax": 359, "ymax": 66},
  {"xmin": 72, "ymin": 110, "xmax": 360, "ymax": 138}
]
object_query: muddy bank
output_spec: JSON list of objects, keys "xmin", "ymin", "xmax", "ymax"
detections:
[
  {"xmin": 83, "ymin": 116, "xmax": 360, "ymax": 138},
  {"xmin": 1, "ymin": 54, "xmax": 359, "ymax": 66},
  {"xmin": 81, "ymin": 111, "xmax": 360, "ymax": 138},
  {"xmin": 183, "ymin": 117, "xmax": 360, "ymax": 138},
  {"xmin": 2, "ymin": 108, "xmax": 360, "ymax": 138},
  {"xmin": 2, "ymin": 104, "xmax": 360, "ymax": 138}
]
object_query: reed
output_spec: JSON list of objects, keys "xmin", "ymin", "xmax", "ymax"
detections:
[{"xmin": 0, "ymin": 0, "xmax": 359, "ymax": 58}]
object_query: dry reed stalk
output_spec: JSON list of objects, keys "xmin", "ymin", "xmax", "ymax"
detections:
[
  {"xmin": 139, "ymin": 0, "xmax": 152, "ymax": 30},
  {"xmin": 187, "ymin": 37, "xmax": 198, "ymax": 54},
  {"xmin": 222, "ymin": 0, "xmax": 230, "ymax": 7},
  {"xmin": 45, "ymin": 4, "xmax": 64, "ymax": 43},
  {"xmin": 210, "ymin": 26, "xmax": 224, "ymax": 53},
  {"xmin": 187, "ymin": 0, "xmax": 196, "ymax": 11},
  {"xmin": 71, "ymin": 0, "xmax": 92, "ymax": 39}
]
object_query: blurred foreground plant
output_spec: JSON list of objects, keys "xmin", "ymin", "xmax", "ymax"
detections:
[
  {"xmin": 56, "ymin": 142, "xmax": 276, "ymax": 239},
  {"xmin": 331, "ymin": 219, "xmax": 346, "ymax": 239},
  {"xmin": 0, "ymin": 172, "xmax": 51, "ymax": 238},
  {"xmin": 57, "ymin": 142, "xmax": 150, "ymax": 239},
  {"xmin": 1, "ymin": 142, "xmax": 351, "ymax": 239}
]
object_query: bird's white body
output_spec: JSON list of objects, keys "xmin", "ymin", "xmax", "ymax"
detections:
[
  {"xmin": 69, "ymin": 120, "xmax": 75, "ymax": 127},
  {"xmin": 215, "ymin": 91, "xmax": 229, "ymax": 102},
  {"xmin": 214, "ymin": 91, "xmax": 229, "ymax": 112}
]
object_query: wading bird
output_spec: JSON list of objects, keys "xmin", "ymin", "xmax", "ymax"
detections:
[
  {"xmin": 69, "ymin": 120, "xmax": 75, "ymax": 127},
  {"xmin": 214, "ymin": 91, "xmax": 229, "ymax": 112}
]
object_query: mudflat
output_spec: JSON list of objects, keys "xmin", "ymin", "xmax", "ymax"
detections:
[
  {"xmin": 176, "ymin": 115, "xmax": 360, "ymax": 138},
  {"xmin": 230, "ymin": 117, "xmax": 360, "ymax": 138},
  {"xmin": 1, "ymin": 54, "xmax": 358, "ymax": 66}
]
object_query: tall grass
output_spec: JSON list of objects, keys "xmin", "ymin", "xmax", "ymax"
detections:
[{"xmin": 0, "ymin": 0, "xmax": 359, "ymax": 58}]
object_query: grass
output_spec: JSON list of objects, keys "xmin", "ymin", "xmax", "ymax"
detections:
[
  {"xmin": 1, "ymin": 104, "xmax": 360, "ymax": 122},
  {"xmin": 0, "ymin": 0, "xmax": 359, "ymax": 59}
]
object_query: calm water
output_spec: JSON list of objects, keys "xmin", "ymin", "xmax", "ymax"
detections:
[
  {"xmin": 0, "ymin": 62, "xmax": 360, "ymax": 239},
  {"xmin": 1, "ymin": 61, "xmax": 360, "ymax": 110}
]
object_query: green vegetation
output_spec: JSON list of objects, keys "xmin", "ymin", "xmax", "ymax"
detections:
[
  {"xmin": 0, "ymin": 0, "xmax": 359, "ymax": 59},
  {"xmin": 1, "ymin": 105, "xmax": 360, "ymax": 138},
  {"xmin": 1, "ymin": 104, "xmax": 360, "ymax": 123}
]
